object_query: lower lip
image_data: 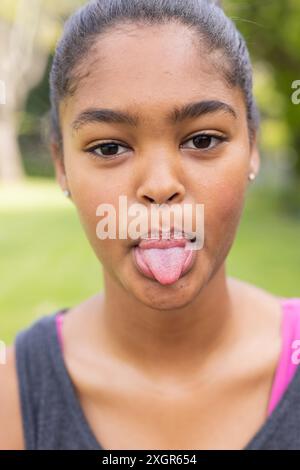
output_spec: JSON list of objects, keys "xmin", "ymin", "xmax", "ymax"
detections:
[{"xmin": 131, "ymin": 242, "xmax": 197, "ymax": 283}]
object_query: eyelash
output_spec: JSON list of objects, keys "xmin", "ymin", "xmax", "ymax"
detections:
[{"xmin": 84, "ymin": 132, "xmax": 228, "ymax": 161}]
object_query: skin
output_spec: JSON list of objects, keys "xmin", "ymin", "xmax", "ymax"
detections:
[{"xmin": 0, "ymin": 22, "xmax": 284, "ymax": 450}]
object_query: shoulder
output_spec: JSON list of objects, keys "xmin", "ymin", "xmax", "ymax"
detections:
[
  {"xmin": 0, "ymin": 344, "xmax": 25, "ymax": 450},
  {"xmin": 228, "ymin": 277, "xmax": 285, "ymax": 356},
  {"xmin": 0, "ymin": 312, "xmax": 60, "ymax": 450},
  {"xmin": 228, "ymin": 276, "xmax": 300, "ymax": 310},
  {"xmin": 228, "ymin": 276, "xmax": 285, "ymax": 316},
  {"xmin": 228, "ymin": 275, "xmax": 300, "ymax": 354}
]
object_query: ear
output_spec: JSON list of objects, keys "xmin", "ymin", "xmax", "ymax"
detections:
[
  {"xmin": 50, "ymin": 138, "xmax": 70, "ymax": 195},
  {"xmin": 249, "ymin": 132, "xmax": 260, "ymax": 177}
]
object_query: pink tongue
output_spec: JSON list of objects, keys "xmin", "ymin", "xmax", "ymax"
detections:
[{"xmin": 141, "ymin": 247, "xmax": 189, "ymax": 285}]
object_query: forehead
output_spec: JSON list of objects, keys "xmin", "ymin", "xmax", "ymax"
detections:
[{"xmin": 61, "ymin": 22, "xmax": 245, "ymax": 126}]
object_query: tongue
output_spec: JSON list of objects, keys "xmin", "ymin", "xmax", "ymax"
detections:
[{"xmin": 139, "ymin": 247, "xmax": 189, "ymax": 285}]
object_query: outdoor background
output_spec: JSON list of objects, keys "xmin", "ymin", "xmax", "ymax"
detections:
[{"xmin": 0, "ymin": 0, "xmax": 300, "ymax": 344}]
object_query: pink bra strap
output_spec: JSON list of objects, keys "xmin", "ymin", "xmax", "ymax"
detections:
[
  {"xmin": 267, "ymin": 298, "xmax": 300, "ymax": 416},
  {"xmin": 55, "ymin": 311, "xmax": 64, "ymax": 351}
]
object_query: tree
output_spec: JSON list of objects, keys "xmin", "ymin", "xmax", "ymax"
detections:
[
  {"xmin": 225, "ymin": 0, "xmax": 300, "ymax": 183},
  {"xmin": 0, "ymin": 0, "xmax": 84, "ymax": 182}
]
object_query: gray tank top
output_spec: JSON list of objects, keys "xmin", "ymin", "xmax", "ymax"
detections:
[{"xmin": 14, "ymin": 309, "xmax": 300, "ymax": 450}]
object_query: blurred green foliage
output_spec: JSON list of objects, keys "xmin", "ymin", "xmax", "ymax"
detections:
[
  {"xmin": 0, "ymin": 179, "xmax": 102, "ymax": 343},
  {"xmin": 226, "ymin": 0, "xmax": 300, "ymax": 181},
  {"xmin": 19, "ymin": 55, "xmax": 55, "ymax": 178}
]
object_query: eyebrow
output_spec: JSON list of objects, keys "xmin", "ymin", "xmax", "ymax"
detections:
[{"xmin": 71, "ymin": 99, "xmax": 237, "ymax": 131}]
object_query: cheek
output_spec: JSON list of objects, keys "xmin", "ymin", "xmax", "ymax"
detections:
[
  {"xmin": 73, "ymin": 190, "xmax": 123, "ymax": 270},
  {"xmin": 188, "ymin": 149, "xmax": 248, "ymax": 248},
  {"xmin": 216, "ymin": 156, "xmax": 249, "ymax": 220},
  {"xmin": 64, "ymin": 149, "xmax": 131, "ymax": 215},
  {"xmin": 203, "ymin": 165, "xmax": 248, "ymax": 256},
  {"xmin": 64, "ymin": 163, "xmax": 129, "ymax": 266},
  {"xmin": 65, "ymin": 171, "xmax": 110, "ymax": 253},
  {"xmin": 213, "ymin": 184, "xmax": 245, "ymax": 228}
]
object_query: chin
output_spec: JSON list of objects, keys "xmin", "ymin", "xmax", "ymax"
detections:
[{"xmin": 128, "ymin": 266, "xmax": 204, "ymax": 311}]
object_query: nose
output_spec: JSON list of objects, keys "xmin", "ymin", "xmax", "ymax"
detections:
[{"xmin": 136, "ymin": 153, "xmax": 186, "ymax": 206}]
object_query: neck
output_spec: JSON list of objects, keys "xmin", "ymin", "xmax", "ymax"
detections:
[{"xmin": 98, "ymin": 264, "xmax": 237, "ymax": 377}]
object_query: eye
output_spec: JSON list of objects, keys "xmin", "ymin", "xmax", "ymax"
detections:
[
  {"xmin": 181, "ymin": 133, "xmax": 227, "ymax": 151},
  {"xmin": 84, "ymin": 141, "xmax": 129, "ymax": 160}
]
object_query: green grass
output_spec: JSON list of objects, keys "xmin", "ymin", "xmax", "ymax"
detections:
[
  {"xmin": 227, "ymin": 191, "xmax": 300, "ymax": 296},
  {"xmin": 0, "ymin": 178, "xmax": 300, "ymax": 344},
  {"xmin": 0, "ymin": 178, "xmax": 103, "ymax": 344}
]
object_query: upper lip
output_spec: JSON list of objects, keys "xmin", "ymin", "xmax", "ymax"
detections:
[{"xmin": 131, "ymin": 226, "xmax": 195, "ymax": 247}]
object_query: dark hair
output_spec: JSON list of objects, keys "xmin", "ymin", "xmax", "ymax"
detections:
[{"xmin": 49, "ymin": 0, "xmax": 260, "ymax": 153}]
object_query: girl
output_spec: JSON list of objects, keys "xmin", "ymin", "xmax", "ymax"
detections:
[{"xmin": 1, "ymin": 0, "xmax": 300, "ymax": 450}]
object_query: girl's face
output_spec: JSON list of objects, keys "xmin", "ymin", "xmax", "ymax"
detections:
[{"xmin": 53, "ymin": 22, "xmax": 260, "ymax": 309}]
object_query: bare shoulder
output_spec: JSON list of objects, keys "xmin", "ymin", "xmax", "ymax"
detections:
[
  {"xmin": 228, "ymin": 275, "xmax": 283, "ymax": 351},
  {"xmin": 228, "ymin": 275, "xmax": 283, "ymax": 316},
  {"xmin": 227, "ymin": 276, "xmax": 285, "ymax": 385},
  {"xmin": 0, "ymin": 344, "xmax": 25, "ymax": 450},
  {"xmin": 62, "ymin": 292, "xmax": 105, "ymax": 338}
]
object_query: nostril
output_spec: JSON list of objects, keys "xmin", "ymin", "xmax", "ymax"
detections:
[{"xmin": 143, "ymin": 192, "xmax": 179, "ymax": 205}]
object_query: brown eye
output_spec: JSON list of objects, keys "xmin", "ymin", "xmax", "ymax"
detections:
[
  {"xmin": 97, "ymin": 143, "xmax": 120, "ymax": 156},
  {"xmin": 85, "ymin": 141, "xmax": 128, "ymax": 159},
  {"xmin": 181, "ymin": 133, "xmax": 227, "ymax": 151},
  {"xmin": 193, "ymin": 135, "xmax": 213, "ymax": 149}
]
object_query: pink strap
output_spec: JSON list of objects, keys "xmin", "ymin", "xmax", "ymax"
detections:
[
  {"xmin": 56, "ymin": 311, "xmax": 64, "ymax": 352},
  {"xmin": 267, "ymin": 298, "xmax": 300, "ymax": 416}
]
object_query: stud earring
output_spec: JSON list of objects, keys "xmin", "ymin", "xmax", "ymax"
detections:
[
  {"xmin": 63, "ymin": 189, "xmax": 71, "ymax": 198},
  {"xmin": 248, "ymin": 172, "xmax": 256, "ymax": 182}
]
